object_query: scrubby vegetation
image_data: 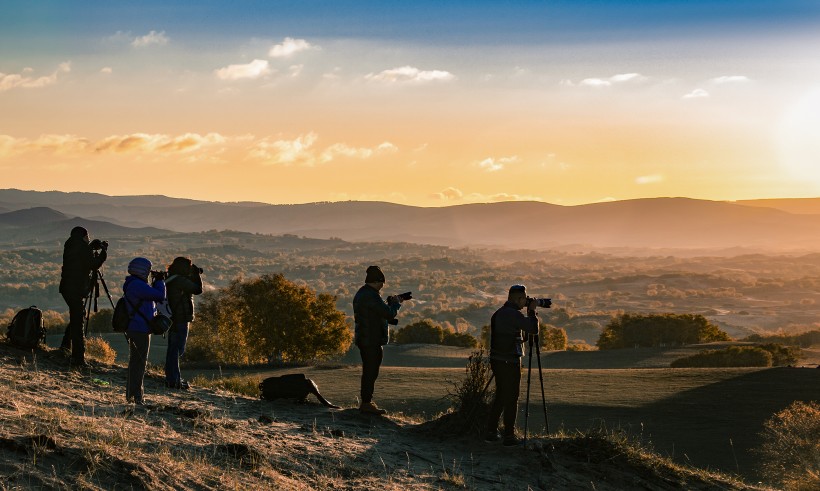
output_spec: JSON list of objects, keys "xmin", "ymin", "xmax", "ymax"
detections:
[
  {"xmin": 670, "ymin": 343, "xmax": 801, "ymax": 367},
  {"xmin": 393, "ymin": 319, "xmax": 478, "ymax": 347},
  {"xmin": 85, "ymin": 335, "xmax": 116, "ymax": 365},
  {"xmin": 744, "ymin": 329, "xmax": 820, "ymax": 347},
  {"xmin": 758, "ymin": 401, "xmax": 820, "ymax": 490},
  {"xmin": 186, "ymin": 273, "xmax": 352, "ymax": 364},
  {"xmin": 597, "ymin": 313, "xmax": 730, "ymax": 350}
]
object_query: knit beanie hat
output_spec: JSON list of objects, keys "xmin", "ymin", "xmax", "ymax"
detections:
[
  {"xmin": 365, "ymin": 265, "xmax": 385, "ymax": 283},
  {"xmin": 70, "ymin": 226, "xmax": 88, "ymax": 239},
  {"xmin": 128, "ymin": 257, "xmax": 152, "ymax": 280}
]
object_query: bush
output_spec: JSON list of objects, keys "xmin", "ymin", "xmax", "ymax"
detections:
[
  {"xmin": 758, "ymin": 401, "xmax": 820, "ymax": 490},
  {"xmin": 394, "ymin": 319, "xmax": 478, "ymax": 347},
  {"xmin": 187, "ymin": 273, "xmax": 352, "ymax": 365},
  {"xmin": 598, "ymin": 313, "xmax": 730, "ymax": 350},
  {"xmin": 670, "ymin": 346, "xmax": 772, "ymax": 367},
  {"xmin": 540, "ymin": 325, "xmax": 567, "ymax": 351},
  {"xmin": 85, "ymin": 336, "xmax": 116, "ymax": 365},
  {"xmin": 567, "ymin": 342, "xmax": 595, "ymax": 351},
  {"xmin": 445, "ymin": 349, "xmax": 494, "ymax": 435}
]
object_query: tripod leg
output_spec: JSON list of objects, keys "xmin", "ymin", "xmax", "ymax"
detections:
[
  {"xmin": 535, "ymin": 340, "xmax": 549, "ymax": 434},
  {"xmin": 524, "ymin": 335, "xmax": 534, "ymax": 444}
]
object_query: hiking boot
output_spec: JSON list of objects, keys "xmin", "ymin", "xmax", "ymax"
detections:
[
  {"xmin": 503, "ymin": 434, "xmax": 523, "ymax": 447},
  {"xmin": 484, "ymin": 431, "xmax": 501, "ymax": 443},
  {"xmin": 359, "ymin": 401, "xmax": 387, "ymax": 415}
]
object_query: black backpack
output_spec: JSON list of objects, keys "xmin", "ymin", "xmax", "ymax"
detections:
[
  {"xmin": 111, "ymin": 297, "xmax": 131, "ymax": 333},
  {"xmin": 259, "ymin": 374, "xmax": 340, "ymax": 408},
  {"xmin": 6, "ymin": 306, "xmax": 46, "ymax": 349}
]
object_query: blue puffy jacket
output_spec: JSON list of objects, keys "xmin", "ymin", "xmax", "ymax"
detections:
[{"xmin": 123, "ymin": 275, "xmax": 166, "ymax": 334}]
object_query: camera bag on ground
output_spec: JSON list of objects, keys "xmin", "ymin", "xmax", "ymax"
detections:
[
  {"xmin": 259, "ymin": 374, "xmax": 340, "ymax": 409},
  {"xmin": 6, "ymin": 305, "xmax": 46, "ymax": 349}
]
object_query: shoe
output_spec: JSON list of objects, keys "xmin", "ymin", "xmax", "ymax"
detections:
[
  {"xmin": 503, "ymin": 435, "xmax": 523, "ymax": 447},
  {"xmin": 359, "ymin": 401, "xmax": 387, "ymax": 415},
  {"xmin": 484, "ymin": 431, "xmax": 501, "ymax": 443},
  {"xmin": 179, "ymin": 380, "xmax": 190, "ymax": 390}
]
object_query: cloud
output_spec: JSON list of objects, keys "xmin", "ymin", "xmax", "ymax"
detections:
[
  {"xmin": 268, "ymin": 37, "xmax": 316, "ymax": 58},
  {"xmin": 100, "ymin": 67, "xmax": 113, "ymax": 74},
  {"xmin": 464, "ymin": 192, "xmax": 542, "ymax": 203},
  {"xmin": 131, "ymin": 30, "xmax": 169, "ymax": 47},
  {"xmin": 0, "ymin": 134, "xmax": 90, "ymax": 157},
  {"xmin": 365, "ymin": 66, "xmax": 455, "ymax": 84},
  {"xmin": 476, "ymin": 155, "xmax": 519, "ymax": 172},
  {"xmin": 249, "ymin": 133, "xmax": 319, "ymax": 165},
  {"xmin": 215, "ymin": 59, "xmax": 271, "ymax": 80},
  {"xmin": 430, "ymin": 187, "xmax": 464, "ymax": 201},
  {"xmin": 564, "ymin": 73, "xmax": 647, "ymax": 88},
  {"xmin": 635, "ymin": 174, "xmax": 664, "ymax": 184},
  {"xmin": 683, "ymin": 88, "xmax": 710, "ymax": 99},
  {"xmin": 94, "ymin": 133, "xmax": 226, "ymax": 154},
  {"xmin": 0, "ymin": 62, "xmax": 70, "ymax": 92},
  {"xmin": 710, "ymin": 75, "xmax": 750, "ymax": 85}
]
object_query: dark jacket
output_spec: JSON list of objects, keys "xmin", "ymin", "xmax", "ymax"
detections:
[
  {"xmin": 123, "ymin": 275, "xmax": 166, "ymax": 334},
  {"xmin": 59, "ymin": 236, "xmax": 107, "ymax": 296},
  {"xmin": 489, "ymin": 301, "xmax": 539, "ymax": 363},
  {"xmin": 353, "ymin": 284, "xmax": 400, "ymax": 347},
  {"xmin": 165, "ymin": 271, "xmax": 203, "ymax": 323}
]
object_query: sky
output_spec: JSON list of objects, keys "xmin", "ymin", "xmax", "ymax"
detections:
[{"xmin": 2, "ymin": 0, "xmax": 820, "ymax": 207}]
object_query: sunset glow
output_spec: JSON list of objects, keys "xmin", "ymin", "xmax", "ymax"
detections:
[{"xmin": 2, "ymin": 1, "xmax": 820, "ymax": 206}]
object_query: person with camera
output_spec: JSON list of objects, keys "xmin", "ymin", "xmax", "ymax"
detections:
[
  {"xmin": 163, "ymin": 256, "xmax": 203, "ymax": 390},
  {"xmin": 353, "ymin": 265, "xmax": 408, "ymax": 415},
  {"xmin": 485, "ymin": 284, "xmax": 540, "ymax": 446},
  {"xmin": 122, "ymin": 257, "xmax": 166, "ymax": 406},
  {"xmin": 59, "ymin": 226, "xmax": 108, "ymax": 369}
]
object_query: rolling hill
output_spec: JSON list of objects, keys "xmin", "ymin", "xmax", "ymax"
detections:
[{"xmin": 3, "ymin": 189, "xmax": 820, "ymax": 252}]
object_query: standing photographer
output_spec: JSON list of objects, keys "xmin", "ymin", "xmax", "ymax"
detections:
[
  {"xmin": 164, "ymin": 256, "xmax": 203, "ymax": 390},
  {"xmin": 353, "ymin": 265, "xmax": 404, "ymax": 415},
  {"xmin": 123, "ymin": 257, "xmax": 166, "ymax": 406},
  {"xmin": 485, "ymin": 284, "xmax": 539, "ymax": 446},
  {"xmin": 59, "ymin": 226, "xmax": 107, "ymax": 369}
]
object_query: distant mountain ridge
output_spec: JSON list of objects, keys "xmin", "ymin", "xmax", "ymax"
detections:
[{"xmin": 2, "ymin": 189, "xmax": 820, "ymax": 252}]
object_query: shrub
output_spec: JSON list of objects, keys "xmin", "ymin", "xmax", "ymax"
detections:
[
  {"xmin": 445, "ymin": 349, "xmax": 494, "ymax": 435},
  {"xmin": 598, "ymin": 313, "xmax": 730, "ymax": 350},
  {"xmin": 567, "ymin": 342, "xmax": 595, "ymax": 351},
  {"xmin": 394, "ymin": 319, "xmax": 478, "ymax": 347},
  {"xmin": 85, "ymin": 336, "xmax": 116, "ymax": 365},
  {"xmin": 442, "ymin": 330, "xmax": 478, "ymax": 348},
  {"xmin": 540, "ymin": 325, "xmax": 567, "ymax": 351},
  {"xmin": 670, "ymin": 346, "xmax": 772, "ymax": 367},
  {"xmin": 758, "ymin": 401, "xmax": 820, "ymax": 490}
]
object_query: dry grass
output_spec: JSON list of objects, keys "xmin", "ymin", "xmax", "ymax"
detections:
[{"xmin": 0, "ymin": 340, "xmax": 772, "ymax": 490}]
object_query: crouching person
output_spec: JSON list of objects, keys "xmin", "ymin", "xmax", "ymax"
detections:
[
  {"xmin": 123, "ymin": 257, "xmax": 166, "ymax": 406},
  {"xmin": 164, "ymin": 256, "xmax": 203, "ymax": 390}
]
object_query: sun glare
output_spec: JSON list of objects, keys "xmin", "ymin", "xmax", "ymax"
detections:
[{"xmin": 776, "ymin": 88, "xmax": 820, "ymax": 189}]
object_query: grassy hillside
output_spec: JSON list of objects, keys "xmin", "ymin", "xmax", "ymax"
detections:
[{"xmin": 0, "ymin": 341, "xmax": 761, "ymax": 490}]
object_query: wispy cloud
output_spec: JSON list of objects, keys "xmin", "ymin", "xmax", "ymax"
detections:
[
  {"xmin": 0, "ymin": 62, "xmax": 70, "ymax": 92},
  {"xmin": 94, "ymin": 133, "xmax": 226, "ymax": 154},
  {"xmin": 635, "ymin": 174, "xmax": 664, "ymax": 184},
  {"xmin": 100, "ymin": 67, "xmax": 113, "ymax": 74},
  {"xmin": 476, "ymin": 156, "xmax": 519, "ymax": 172},
  {"xmin": 430, "ymin": 187, "xmax": 464, "ymax": 201},
  {"xmin": 268, "ymin": 37, "xmax": 316, "ymax": 58},
  {"xmin": 320, "ymin": 142, "xmax": 397, "ymax": 163},
  {"xmin": 214, "ymin": 59, "xmax": 271, "ymax": 80},
  {"xmin": 683, "ymin": 88, "xmax": 709, "ymax": 99},
  {"xmin": 710, "ymin": 75, "xmax": 750, "ymax": 85},
  {"xmin": 365, "ymin": 66, "xmax": 455, "ymax": 84},
  {"xmin": 249, "ymin": 133, "xmax": 319, "ymax": 165},
  {"xmin": 465, "ymin": 192, "xmax": 542, "ymax": 203},
  {"xmin": 131, "ymin": 30, "xmax": 169, "ymax": 48},
  {"xmin": 563, "ymin": 72, "xmax": 647, "ymax": 88}
]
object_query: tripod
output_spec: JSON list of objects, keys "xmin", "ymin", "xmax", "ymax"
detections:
[
  {"xmin": 523, "ymin": 333, "xmax": 549, "ymax": 444},
  {"xmin": 83, "ymin": 265, "xmax": 116, "ymax": 337}
]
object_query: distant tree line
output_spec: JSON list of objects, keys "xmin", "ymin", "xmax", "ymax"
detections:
[
  {"xmin": 743, "ymin": 330, "xmax": 820, "ymax": 348},
  {"xmin": 597, "ymin": 313, "xmax": 730, "ymax": 350},
  {"xmin": 393, "ymin": 320, "xmax": 478, "ymax": 348},
  {"xmin": 479, "ymin": 323, "xmax": 568, "ymax": 351}
]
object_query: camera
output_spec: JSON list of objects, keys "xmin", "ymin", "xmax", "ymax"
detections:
[
  {"xmin": 150, "ymin": 270, "xmax": 168, "ymax": 280},
  {"xmin": 191, "ymin": 264, "xmax": 204, "ymax": 274},
  {"xmin": 89, "ymin": 239, "xmax": 108, "ymax": 251},
  {"xmin": 527, "ymin": 297, "xmax": 552, "ymax": 309},
  {"xmin": 396, "ymin": 291, "xmax": 413, "ymax": 301}
]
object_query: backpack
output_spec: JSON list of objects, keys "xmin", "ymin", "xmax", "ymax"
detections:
[
  {"xmin": 6, "ymin": 306, "xmax": 46, "ymax": 349},
  {"xmin": 111, "ymin": 297, "xmax": 131, "ymax": 333},
  {"xmin": 112, "ymin": 283, "xmax": 171, "ymax": 336},
  {"xmin": 259, "ymin": 374, "xmax": 340, "ymax": 408}
]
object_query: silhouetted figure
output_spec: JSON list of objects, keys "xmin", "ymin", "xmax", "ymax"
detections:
[
  {"xmin": 59, "ymin": 226, "xmax": 107, "ymax": 369},
  {"xmin": 163, "ymin": 256, "xmax": 203, "ymax": 390},
  {"xmin": 353, "ymin": 265, "xmax": 401, "ymax": 415},
  {"xmin": 485, "ymin": 284, "xmax": 539, "ymax": 446}
]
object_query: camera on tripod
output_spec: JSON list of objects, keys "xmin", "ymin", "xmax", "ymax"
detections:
[
  {"xmin": 89, "ymin": 239, "xmax": 108, "ymax": 251},
  {"xmin": 527, "ymin": 297, "xmax": 551, "ymax": 309}
]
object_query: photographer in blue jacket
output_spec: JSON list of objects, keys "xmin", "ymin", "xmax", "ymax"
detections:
[{"xmin": 122, "ymin": 257, "xmax": 166, "ymax": 406}]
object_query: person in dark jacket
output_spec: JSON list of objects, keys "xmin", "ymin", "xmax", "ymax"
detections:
[
  {"xmin": 163, "ymin": 256, "xmax": 203, "ymax": 390},
  {"xmin": 123, "ymin": 257, "xmax": 166, "ymax": 406},
  {"xmin": 352, "ymin": 265, "xmax": 401, "ymax": 415},
  {"xmin": 485, "ymin": 284, "xmax": 539, "ymax": 446},
  {"xmin": 59, "ymin": 226, "xmax": 107, "ymax": 369}
]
